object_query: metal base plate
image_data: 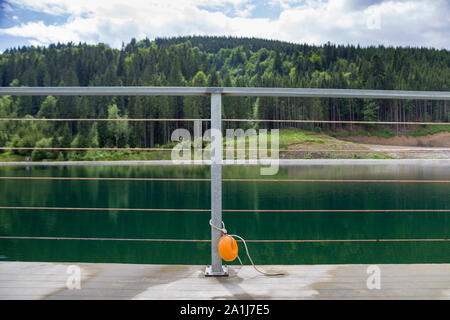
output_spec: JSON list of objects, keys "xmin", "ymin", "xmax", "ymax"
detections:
[{"xmin": 205, "ymin": 265, "xmax": 228, "ymax": 277}]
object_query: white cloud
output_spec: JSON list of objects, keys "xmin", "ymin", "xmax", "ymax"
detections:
[
  {"xmin": 0, "ymin": 0, "xmax": 449, "ymax": 49},
  {"xmin": 235, "ymin": 4, "xmax": 256, "ymax": 18}
]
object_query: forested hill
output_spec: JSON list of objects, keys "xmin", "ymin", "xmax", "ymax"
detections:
[{"xmin": 0, "ymin": 36, "xmax": 449, "ymax": 156}]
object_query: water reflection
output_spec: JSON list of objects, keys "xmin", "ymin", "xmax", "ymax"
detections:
[{"xmin": 0, "ymin": 164, "xmax": 449, "ymax": 264}]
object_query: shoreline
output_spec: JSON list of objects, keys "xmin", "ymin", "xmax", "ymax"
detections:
[{"xmin": 1, "ymin": 159, "xmax": 450, "ymax": 166}]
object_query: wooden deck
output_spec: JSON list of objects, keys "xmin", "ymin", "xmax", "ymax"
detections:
[{"xmin": 0, "ymin": 262, "xmax": 448, "ymax": 300}]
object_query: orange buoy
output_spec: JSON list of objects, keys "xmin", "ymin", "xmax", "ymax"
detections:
[{"xmin": 218, "ymin": 235, "xmax": 238, "ymax": 261}]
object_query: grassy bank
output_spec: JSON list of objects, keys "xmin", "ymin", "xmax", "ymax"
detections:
[
  {"xmin": 329, "ymin": 125, "xmax": 449, "ymax": 139},
  {"xmin": 0, "ymin": 128, "xmax": 396, "ymax": 161},
  {"xmin": 409, "ymin": 125, "xmax": 450, "ymax": 137},
  {"xmin": 3, "ymin": 126, "xmax": 448, "ymax": 162}
]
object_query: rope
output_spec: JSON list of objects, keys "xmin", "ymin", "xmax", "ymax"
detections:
[
  {"xmin": 209, "ymin": 219, "xmax": 284, "ymax": 276},
  {"xmin": 0, "ymin": 206, "xmax": 448, "ymax": 213},
  {"xmin": 0, "ymin": 236, "xmax": 448, "ymax": 243},
  {"xmin": 1, "ymin": 177, "xmax": 450, "ymax": 183},
  {"xmin": 228, "ymin": 233, "xmax": 285, "ymax": 276}
]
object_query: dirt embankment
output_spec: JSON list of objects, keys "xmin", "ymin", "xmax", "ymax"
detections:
[{"xmin": 337, "ymin": 132, "xmax": 450, "ymax": 147}]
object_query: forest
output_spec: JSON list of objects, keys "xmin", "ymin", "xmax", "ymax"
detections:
[{"xmin": 0, "ymin": 36, "xmax": 448, "ymax": 160}]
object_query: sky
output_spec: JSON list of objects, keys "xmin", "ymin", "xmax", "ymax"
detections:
[{"xmin": 0, "ymin": 0, "xmax": 449, "ymax": 52}]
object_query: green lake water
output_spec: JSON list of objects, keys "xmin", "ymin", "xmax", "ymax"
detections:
[{"xmin": 0, "ymin": 164, "xmax": 449, "ymax": 265}]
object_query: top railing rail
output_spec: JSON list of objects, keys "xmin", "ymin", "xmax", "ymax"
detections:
[{"xmin": 0, "ymin": 86, "xmax": 449, "ymax": 100}]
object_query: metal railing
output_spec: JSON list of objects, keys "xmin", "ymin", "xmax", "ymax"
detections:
[
  {"xmin": 1, "ymin": 86, "xmax": 449, "ymax": 276},
  {"xmin": 2, "ymin": 86, "xmax": 450, "ymax": 100}
]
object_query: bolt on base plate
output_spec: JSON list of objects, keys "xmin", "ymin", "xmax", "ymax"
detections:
[{"xmin": 205, "ymin": 265, "xmax": 228, "ymax": 277}]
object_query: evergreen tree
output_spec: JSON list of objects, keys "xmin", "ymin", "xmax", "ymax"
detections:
[{"xmin": 0, "ymin": 36, "xmax": 447, "ymax": 156}]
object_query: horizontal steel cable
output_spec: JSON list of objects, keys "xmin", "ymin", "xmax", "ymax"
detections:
[
  {"xmin": 0, "ymin": 206, "xmax": 209, "ymax": 212},
  {"xmin": 0, "ymin": 236, "xmax": 447, "ymax": 243},
  {"xmin": 0, "ymin": 117, "xmax": 449, "ymax": 126},
  {"xmin": 0, "ymin": 118, "xmax": 208, "ymax": 122},
  {"xmin": 0, "ymin": 147, "xmax": 182, "ymax": 151},
  {"xmin": 224, "ymin": 209, "xmax": 450, "ymax": 213},
  {"xmin": 1, "ymin": 177, "xmax": 449, "ymax": 183},
  {"xmin": 0, "ymin": 177, "xmax": 211, "ymax": 181},
  {"xmin": 0, "ymin": 206, "xmax": 448, "ymax": 213},
  {"xmin": 279, "ymin": 149, "xmax": 450, "ymax": 153},
  {"xmin": 1, "ymin": 147, "xmax": 449, "ymax": 153},
  {"xmin": 225, "ymin": 119, "xmax": 450, "ymax": 125}
]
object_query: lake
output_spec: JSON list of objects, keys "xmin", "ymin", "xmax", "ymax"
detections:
[{"xmin": 0, "ymin": 163, "xmax": 449, "ymax": 265}]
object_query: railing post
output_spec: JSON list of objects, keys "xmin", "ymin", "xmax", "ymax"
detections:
[{"xmin": 205, "ymin": 93, "xmax": 227, "ymax": 276}]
